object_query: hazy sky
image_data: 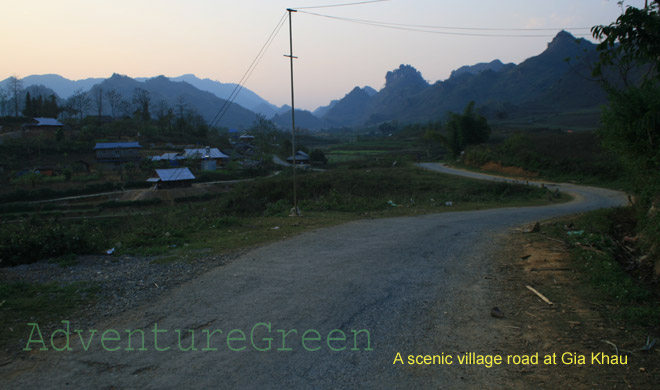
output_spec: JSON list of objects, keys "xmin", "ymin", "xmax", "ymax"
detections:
[{"xmin": 0, "ymin": 0, "xmax": 647, "ymax": 110}]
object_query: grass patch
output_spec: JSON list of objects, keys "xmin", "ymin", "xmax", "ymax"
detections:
[
  {"xmin": 0, "ymin": 280, "xmax": 99, "ymax": 349},
  {"xmin": 545, "ymin": 208, "xmax": 660, "ymax": 327},
  {"xmin": 2, "ymin": 163, "xmax": 566, "ymax": 266},
  {"xmin": 460, "ymin": 130, "xmax": 630, "ymax": 189}
]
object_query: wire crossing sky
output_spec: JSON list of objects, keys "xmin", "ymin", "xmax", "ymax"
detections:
[{"xmin": 0, "ymin": 0, "xmax": 648, "ymax": 110}]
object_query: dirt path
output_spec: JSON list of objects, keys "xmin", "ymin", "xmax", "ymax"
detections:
[{"xmin": 1, "ymin": 164, "xmax": 629, "ymax": 389}]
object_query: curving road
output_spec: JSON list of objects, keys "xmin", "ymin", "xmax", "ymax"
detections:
[{"xmin": 2, "ymin": 163, "xmax": 627, "ymax": 389}]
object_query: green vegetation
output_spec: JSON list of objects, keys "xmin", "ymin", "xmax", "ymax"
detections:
[
  {"xmin": 0, "ymin": 281, "xmax": 99, "ymax": 348},
  {"xmin": 422, "ymin": 101, "xmax": 491, "ymax": 158},
  {"xmin": 0, "ymin": 219, "xmax": 105, "ymax": 266},
  {"xmin": 545, "ymin": 208, "xmax": 660, "ymax": 326},
  {"xmin": 460, "ymin": 129, "xmax": 626, "ymax": 187},
  {"xmin": 591, "ymin": 3, "xmax": 660, "ymax": 268},
  {"xmin": 0, "ymin": 161, "xmax": 563, "ymax": 267}
]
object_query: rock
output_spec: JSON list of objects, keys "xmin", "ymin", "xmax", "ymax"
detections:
[{"xmin": 490, "ymin": 307, "xmax": 505, "ymax": 319}]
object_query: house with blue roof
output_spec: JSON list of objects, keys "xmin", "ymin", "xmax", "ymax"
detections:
[
  {"xmin": 94, "ymin": 142, "xmax": 142, "ymax": 168},
  {"xmin": 147, "ymin": 167, "xmax": 195, "ymax": 189}
]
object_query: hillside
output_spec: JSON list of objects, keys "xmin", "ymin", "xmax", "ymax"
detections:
[
  {"xmin": 88, "ymin": 74, "xmax": 257, "ymax": 129},
  {"xmin": 321, "ymin": 31, "xmax": 609, "ymax": 127},
  {"xmin": 169, "ymin": 74, "xmax": 280, "ymax": 117}
]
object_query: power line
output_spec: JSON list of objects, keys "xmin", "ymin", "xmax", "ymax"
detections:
[
  {"xmin": 298, "ymin": 10, "xmax": 592, "ymax": 37},
  {"xmin": 294, "ymin": 0, "xmax": 390, "ymax": 10},
  {"xmin": 209, "ymin": 12, "xmax": 289, "ymax": 128}
]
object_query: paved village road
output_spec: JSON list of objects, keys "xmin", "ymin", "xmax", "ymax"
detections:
[{"xmin": 2, "ymin": 164, "xmax": 627, "ymax": 389}]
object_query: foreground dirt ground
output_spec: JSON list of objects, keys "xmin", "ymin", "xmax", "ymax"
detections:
[{"xmin": 491, "ymin": 225, "xmax": 659, "ymax": 389}]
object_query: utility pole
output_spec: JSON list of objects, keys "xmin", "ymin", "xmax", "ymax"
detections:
[{"xmin": 285, "ymin": 8, "xmax": 300, "ymax": 216}]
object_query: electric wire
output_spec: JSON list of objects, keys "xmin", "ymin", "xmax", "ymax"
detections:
[
  {"xmin": 298, "ymin": 10, "xmax": 592, "ymax": 37},
  {"xmin": 293, "ymin": 0, "xmax": 390, "ymax": 10},
  {"xmin": 209, "ymin": 11, "xmax": 288, "ymax": 128}
]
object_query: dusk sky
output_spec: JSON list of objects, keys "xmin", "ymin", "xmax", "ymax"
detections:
[{"xmin": 1, "ymin": 0, "xmax": 647, "ymax": 110}]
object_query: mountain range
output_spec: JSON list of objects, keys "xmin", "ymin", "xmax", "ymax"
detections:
[
  {"xmin": 1, "ymin": 31, "xmax": 609, "ymax": 130},
  {"xmin": 318, "ymin": 31, "xmax": 608, "ymax": 127}
]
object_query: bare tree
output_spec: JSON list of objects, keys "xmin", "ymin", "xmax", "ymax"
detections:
[
  {"xmin": 154, "ymin": 99, "xmax": 172, "ymax": 131},
  {"xmin": 7, "ymin": 76, "xmax": 23, "ymax": 117},
  {"xmin": 0, "ymin": 87, "xmax": 9, "ymax": 116},
  {"xmin": 117, "ymin": 99, "xmax": 132, "ymax": 117},
  {"xmin": 175, "ymin": 95, "xmax": 187, "ymax": 120},
  {"xmin": 132, "ymin": 88, "xmax": 151, "ymax": 121},
  {"xmin": 104, "ymin": 88, "xmax": 121, "ymax": 118},
  {"xmin": 66, "ymin": 89, "xmax": 91, "ymax": 124},
  {"xmin": 94, "ymin": 86, "xmax": 103, "ymax": 117}
]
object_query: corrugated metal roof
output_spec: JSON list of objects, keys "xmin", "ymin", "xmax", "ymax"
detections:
[
  {"xmin": 287, "ymin": 150, "xmax": 311, "ymax": 161},
  {"xmin": 94, "ymin": 142, "xmax": 142, "ymax": 150},
  {"xmin": 184, "ymin": 148, "xmax": 230, "ymax": 160},
  {"xmin": 34, "ymin": 117, "xmax": 64, "ymax": 127},
  {"xmin": 153, "ymin": 168, "xmax": 195, "ymax": 182},
  {"xmin": 160, "ymin": 152, "xmax": 186, "ymax": 160}
]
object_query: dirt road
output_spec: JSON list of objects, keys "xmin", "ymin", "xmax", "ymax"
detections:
[{"xmin": 2, "ymin": 164, "xmax": 628, "ymax": 389}]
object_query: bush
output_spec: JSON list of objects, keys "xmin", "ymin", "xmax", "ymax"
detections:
[{"xmin": 0, "ymin": 220, "xmax": 106, "ymax": 267}]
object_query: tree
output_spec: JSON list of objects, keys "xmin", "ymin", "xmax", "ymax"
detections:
[
  {"xmin": 43, "ymin": 95, "xmax": 59, "ymax": 118},
  {"xmin": 7, "ymin": 76, "xmax": 23, "ymax": 117},
  {"xmin": 23, "ymin": 91, "xmax": 33, "ymax": 117},
  {"xmin": 66, "ymin": 89, "xmax": 91, "ymax": 124},
  {"xmin": 310, "ymin": 149, "xmax": 328, "ymax": 165},
  {"xmin": 592, "ymin": 3, "xmax": 660, "ymax": 189},
  {"xmin": 154, "ymin": 100, "xmax": 173, "ymax": 132},
  {"xmin": 250, "ymin": 114, "xmax": 278, "ymax": 160},
  {"xmin": 94, "ymin": 87, "xmax": 103, "ymax": 117},
  {"xmin": 592, "ymin": 2, "xmax": 660, "ymax": 87},
  {"xmin": 104, "ymin": 88, "xmax": 121, "ymax": 118},
  {"xmin": 117, "ymin": 99, "xmax": 132, "ymax": 117},
  {"xmin": 132, "ymin": 88, "xmax": 151, "ymax": 121},
  {"xmin": 444, "ymin": 101, "xmax": 491, "ymax": 157},
  {"xmin": 592, "ymin": 2, "xmax": 660, "ymax": 257},
  {"xmin": 0, "ymin": 87, "xmax": 9, "ymax": 116}
]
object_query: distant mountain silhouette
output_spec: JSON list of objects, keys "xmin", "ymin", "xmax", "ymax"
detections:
[
  {"xmin": 323, "ymin": 87, "xmax": 375, "ymax": 127},
  {"xmin": 3, "ymin": 73, "xmax": 278, "ymax": 128},
  {"xmin": 449, "ymin": 59, "xmax": 513, "ymax": 78},
  {"xmin": 4, "ymin": 31, "xmax": 610, "ymax": 130},
  {"xmin": 272, "ymin": 108, "xmax": 325, "ymax": 130},
  {"xmin": 1, "ymin": 74, "xmax": 105, "ymax": 98},
  {"xmin": 169, "ymin": 74, "xmax": 280, "ymax": 117},
  {"xmin": 89, "ymin": 74, "xmax": 256, "ymax": 129},
  {"xmin": 321, "ymin": 31, "xmax": 608, "ymax": 127}
]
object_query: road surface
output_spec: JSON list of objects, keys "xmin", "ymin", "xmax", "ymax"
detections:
[{"xmin": 2, "ymin": 163, "xmax": 627, "ymax": 389}]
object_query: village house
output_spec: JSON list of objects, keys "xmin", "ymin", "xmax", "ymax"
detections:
[
  {"xmin": 287, "ymin": 150, "xmax": 310, "ymax": 165},
  {"xmin": 147, "ymin": 167, "xmax": 195, "ymax": 189},
  {"xmin": 238, "ymin": 134, "xmax": 255, "ymax": 143},
  {"xmin": 22, "ymin": 117, "xmax": 66, "ymax": 139},
  {"xmin": 184, "ymin": 147, "xmax": 231, "ymax": 170},
  {"xmin": 94, "ymin": 142, "xmax": 142, "ymax": 169}
]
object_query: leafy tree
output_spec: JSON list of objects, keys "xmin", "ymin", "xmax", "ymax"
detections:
[
  {"xmin": 42, "ymin": 95, "xmax": 59, "ymax": 118},
  {"xmin": 592, "ymin": 2, "xmax": 660, "ymax": 86},
  {"xmin": 592, "ymin": 2, "xmax": 660, "ymax": 257},
  {"xmin": 23, "ymin": 91, "xmax": 33, "ymax": 117},
  {"xmin": 592, "ymin": 3, "xmax": 660, "ymax": 197},
  {"xmin": 310, "ymin": 149, "xmax": 328, "ymax": 165},
  {"xmin": 443, "ymin": 101, "xmax": 490, "ymax": 156}
]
